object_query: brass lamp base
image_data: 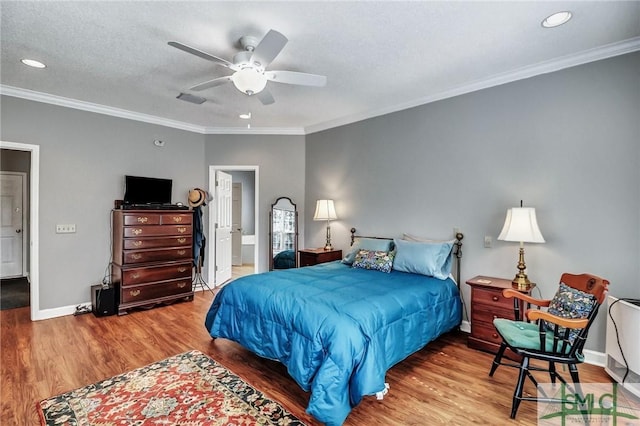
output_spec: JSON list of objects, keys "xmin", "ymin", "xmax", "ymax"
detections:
[
  {"xmin": 511, "ymin": 246, "xmax": 533, "ymax": 290},
  {"xmin": 323, "ymin": 223, "xmax": 333, "ymax": 251},
  {"xmin": 511, "ymin": 274, "xmax": 533, "ymax": 291}
]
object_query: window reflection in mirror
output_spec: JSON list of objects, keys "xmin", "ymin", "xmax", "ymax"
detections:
[{"xmin": 269, "ymin": 197, "xmax": 298, "ymax": 270}]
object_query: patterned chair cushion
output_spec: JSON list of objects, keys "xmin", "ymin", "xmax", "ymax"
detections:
[
  {"xmin": 352, "ymin": 249, "xmax": 395, "ymax": 273},
  {"xmin": 547, "ymin": 282, "xmax": 597, "ymax": 344}
]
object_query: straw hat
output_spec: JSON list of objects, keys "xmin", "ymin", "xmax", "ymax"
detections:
[{"xmin": 188, "ymin": 188, "xmax": 206, "ymax": 208}]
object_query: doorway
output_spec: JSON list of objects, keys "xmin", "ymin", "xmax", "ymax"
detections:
[
  {"xmin": 208, "ymin": 166, "xmax": 259, "ymax": 287},
  {"xmin": 0, "ymin": 141, "xmax": 40, "ymax": 320}
]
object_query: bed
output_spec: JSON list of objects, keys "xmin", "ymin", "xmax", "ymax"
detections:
[{"xmin": 204, "ymin": 230, "xmax": 464, "ymax": 425}]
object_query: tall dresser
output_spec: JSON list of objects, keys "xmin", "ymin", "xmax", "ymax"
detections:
[{"xmin": 111, "ymin": 209, "xmax": 194, "ymax": 315}]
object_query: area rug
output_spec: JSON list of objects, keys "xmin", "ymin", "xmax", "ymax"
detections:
[
  {"xmin": 0, "ymin": 277, "xmax": 30, "ymax": 310},
  {"xmin": 37, "ymin": 350, "xmax": 306, "ymax": 425}
]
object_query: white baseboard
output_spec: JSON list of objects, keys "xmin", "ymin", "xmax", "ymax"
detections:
[
  {"xmin": 33, "ymin": 303, "xmax": 82, "ymax": 320},
  {"xmin": 460, "ymin": 320, "xmax": 470, "ymax": 333},
  {"xmin": 584, "ymin": 349, "xmax": 606, "ymax": 367}
]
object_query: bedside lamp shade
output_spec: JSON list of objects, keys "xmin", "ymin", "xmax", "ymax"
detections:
[
  {"xmin": 498, "ymin": 206, "xmax": 545, "ymax": 290},
  {"xmin": 313, "ymin": 199, "xmax": 337, "ymax": 250},
  {"xmin": 498, "ymin": 207, "xmax": 545, "ymax": 244}
]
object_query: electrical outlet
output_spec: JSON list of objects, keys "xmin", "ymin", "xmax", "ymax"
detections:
[
  {"xmin": 484, "ymin": 236, "xmax": 492, "ymax": 248},
  {"xmin": 56, "ymin": 224, "xmax": 76, "ymax": 234}
]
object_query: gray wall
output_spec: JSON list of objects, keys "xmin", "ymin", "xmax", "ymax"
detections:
[
  {"xmin": 305, "ymin": 52, "xmax": 640, "ymax": 353},
  {"xmin": 0, "ymin": 96, "xmax": 205, "ymax": 310},
  {"xmin": 205, "ymin": 134, "xmax": 305, "ymax": 273},
  {"xmin": 229, "ymin": 170, "xmax": 256, "ymax": 235}
]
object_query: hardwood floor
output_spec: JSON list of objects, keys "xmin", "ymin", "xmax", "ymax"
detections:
[{"xmin": 1, "ymin": 290, "xmax": 613, "ymax": 425}]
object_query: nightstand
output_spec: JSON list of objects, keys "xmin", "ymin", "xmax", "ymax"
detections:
[
  {"xmin": 466, "ymin": 275, "xmax": 535, "ymax": 355},
  {"xmin": 298, "ymin": 248, "xmax": 342, "ymax": 267}
]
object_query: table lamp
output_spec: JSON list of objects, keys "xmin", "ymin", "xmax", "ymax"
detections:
[
  {"xmin": 313, "ymin": 199, "xmax": 337, "ymax": 250},
  {"xmin": 497, "ymin": 204, "xmax": 545, "ymax": 290}
]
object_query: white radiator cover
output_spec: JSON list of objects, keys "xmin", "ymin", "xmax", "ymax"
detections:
[{"xmin": 605, "ymin": 295, "xmax": 640, "ymax": 398}]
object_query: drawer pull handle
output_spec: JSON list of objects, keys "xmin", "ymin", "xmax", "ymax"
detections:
[
  {"xmin": 177, "ymin": 238, "xmax": 186, "ymax": 243},
  {"xmin": 492, "ymin": 333, "xmax": 498, "ymax": 339},
  {"xmin": 132, "ymin": 228, "xmax": 143, "ymax": 235},
  {"xmin": 178, "ymin": 267, "xmax": 187, "ymax": 273},
  {"xmin": 177, "ymin": 282, "xmax": 187, "ymax": 288},
  {"xmin": 177, "ymin": 250, "xmax": 186, "ymax": 256},
  {"xmin": 133, "ymin": 240, "xmax": 143, "ymax": 247},
  {"xmin": 172, "ymin": 216, "xmax": 183, "ymax": 223},
  {"xmin": 129, "ymin": 289, "xmax": 141, "ymax": 297},
  {"xmin": 493, "ymin": 315, "xmax": 498, "ymax": 319},
  {"xmin": 137, "ymin": 217, "xmax": 148, "ymax": 223},
  {"xmin": 131, "ymin": 254, "xmax": 142, "ymax": 260},
  {"xmin": 492, "ymin": 296, "xmax": 499, "ymax": 302},
  {"xmin": 177, "ymin": 227, "xmax": 187, "ymax": 233},
  {"xmin": 131, "ymin": 273, "xmax": 140, "ymax": 280}
]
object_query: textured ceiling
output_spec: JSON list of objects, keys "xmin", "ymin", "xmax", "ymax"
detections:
[{"xmin": 1, "ymin": 1, "xmax": 639, "ymax": 134}]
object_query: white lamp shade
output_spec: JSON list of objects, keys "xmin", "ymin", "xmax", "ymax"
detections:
[
  {"xmin": 313, "ymin": 199, "xmax": 337, "ymax": 221},
  {"xmin": 497, "ymin": 207, "xmax": 545, "ymax": 243},
  {"xmin": 232, "ymin": 68, "xmax": 268, "ymax": 94}
]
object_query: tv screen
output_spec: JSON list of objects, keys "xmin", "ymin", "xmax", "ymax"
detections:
[{"xmin": 123, "ymin": 175, "xmax": 172, "ymax": 205}]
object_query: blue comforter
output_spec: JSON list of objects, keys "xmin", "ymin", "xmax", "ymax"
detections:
[{"xmin": 204, "ymin": 261, "xmax": 461, "ymax": 425}]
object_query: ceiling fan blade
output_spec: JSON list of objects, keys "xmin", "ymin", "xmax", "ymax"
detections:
[
  {"xmin": 168, "ymin": 41, "xmax": 236, "ymax": 69},
  {"xmin": 189, "ymin": 76, "xmax": 232, "ymax": 91},
  {"xmin": 265, "ymin": 70, "xmax": 327, "ymax": 87},
  {"xmin": 250, "ymin": 30, "xmax": 288, "ymax": 68},
  {"xmin": 255, "ymin": 88, "xmax": 275, "ymax": 105}
]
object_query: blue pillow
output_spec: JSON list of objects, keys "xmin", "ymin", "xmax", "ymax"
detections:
[
  {"xmin": 343, "ymin": 237, "xmax": 394, "ymax": 265},
  {"xmin": 392, "ymin": 238, "xmax": 454, "ymax": 280}
]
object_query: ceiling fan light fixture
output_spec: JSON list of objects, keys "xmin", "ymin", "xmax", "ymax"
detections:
[
  {"xmin": 542, "ymin": 11, "xmax": 572, "ymax": 28},
  {"xmin": 232, "ymin": 68, "xmax": 267, "ymax": 94}
]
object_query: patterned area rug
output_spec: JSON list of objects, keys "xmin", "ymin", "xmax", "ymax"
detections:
[{"xmin": 37, "ymin": 350, "xmax": 306, "ymax": 425}]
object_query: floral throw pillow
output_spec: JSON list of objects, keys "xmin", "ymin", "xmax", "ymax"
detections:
[
  {"xmin": 352, "ymin": 249, "xmax": 395, "ymax": 273},
  {"xmin": 547, "ymin": 282, "xmax": 597, "ymax": 344}
]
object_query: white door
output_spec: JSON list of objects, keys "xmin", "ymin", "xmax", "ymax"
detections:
[
  {"xmin": 214, "ymin": 171, "xmax": 233, "ymax": 285},
  {"xmin": 231, "ymin": 182, "xmax": 243, "ymax": 266},
  {"xmin": 1, "ymin": 172, "xmax": 25, "ymax": 278}
]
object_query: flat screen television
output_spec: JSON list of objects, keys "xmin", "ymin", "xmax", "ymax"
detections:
[{"xmin": 123, "ymin": 175, "xmax": 172, "ymax": 205}]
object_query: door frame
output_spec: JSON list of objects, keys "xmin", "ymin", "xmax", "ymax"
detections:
[
  {"xmin": 0, "ymin": 171, "xmax": 28, "ymax": 278},
  {"xmin": 208, "ymin": 165, "xmax": 259, "ymax": 286},
  {"xmin": 0, "ymin": 141, "xmax": 40, "ymax": 321}
]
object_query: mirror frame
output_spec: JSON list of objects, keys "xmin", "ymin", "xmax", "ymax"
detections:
[{"xmin": 269, "ymin": 196, "xmax": 299, "ymax": 270}]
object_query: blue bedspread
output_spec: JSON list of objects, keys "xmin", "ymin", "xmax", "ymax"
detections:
[{"xmin": 204, "ymin": 261, "xmax": 462, "ymax": 425}]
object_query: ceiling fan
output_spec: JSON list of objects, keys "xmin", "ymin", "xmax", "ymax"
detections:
[{"xmin": 169, "ymin": 30, "xmax": 327, "ymax": 105}]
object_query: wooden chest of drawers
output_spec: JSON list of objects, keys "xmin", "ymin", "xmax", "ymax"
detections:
[
  {"xmin": 466, "ymin": 276, "xmax": 534, "ymax": 355},
  {"xmin": 298, "ymin": 248, "xmax": 342, "ymax": 267},
  {"xmin": 111, "ymin": 209, "xmax": 194, "ymax": 315}
]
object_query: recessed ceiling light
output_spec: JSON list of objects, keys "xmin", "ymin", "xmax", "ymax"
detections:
[
  {"xmin": 542, "ymin": 11, "xmax": 572, "ymax": 28},
  {"xmin": 21, "ymin": 58, "xmax": 46, "ymax": 68},
  {"xmin": 239, "ymin": 112, "xmax": 252, "ymax": 119}
]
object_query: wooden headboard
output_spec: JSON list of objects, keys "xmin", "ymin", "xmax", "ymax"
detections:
[{"xmin": 349, "ymin": 228, "xmax": 464, "ymax": 286}]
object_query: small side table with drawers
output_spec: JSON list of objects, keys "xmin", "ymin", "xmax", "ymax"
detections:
[
  {"xmin": 298, "ymin": 248, "xmax": 343, "ymax": 267},
  {"xmin": 466, "ymin": 275, "xmax": 535, "ymax": 355}
]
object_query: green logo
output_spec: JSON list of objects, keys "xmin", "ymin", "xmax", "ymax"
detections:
[{"xmin": 537, "ymin": 382, "xmax": 640, "ymax": 425}]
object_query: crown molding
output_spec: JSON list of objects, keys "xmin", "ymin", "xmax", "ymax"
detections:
[
  {"xmin": 305, "ymin": 36, "xmax": 640, "ymax": 134},
  {"xmin": 0, "ymin": 85, "xmax": 304, "ymax": 135},
  {"xmin": 3, "ymin": 37, "xmax": 639, "ymax": 137},
  {"xmin": 0, "ymin": 85, "xmax": 210, "ymax": 134},
  {"xmin": 202, "ymin": 126, "xmax": 305, "ymax": 135}
]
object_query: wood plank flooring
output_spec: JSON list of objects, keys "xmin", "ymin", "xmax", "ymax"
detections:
[{"xmin": 1, "ymin": 290, "xmax": 613, "ymax": 425}]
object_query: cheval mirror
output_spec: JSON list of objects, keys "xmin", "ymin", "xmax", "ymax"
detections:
[{"xmin": 269, "ymin": 197, "xmax": 298, "ymax": 270}]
